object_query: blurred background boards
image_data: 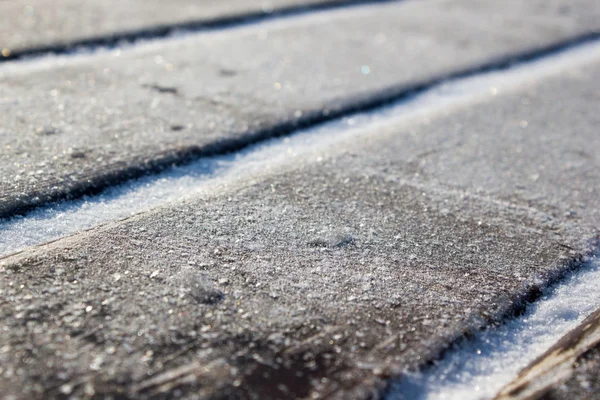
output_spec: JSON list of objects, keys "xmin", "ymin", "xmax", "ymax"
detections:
[{"xmin": 1, "ymin": 0, "xmax": 599, "ymax": 218}]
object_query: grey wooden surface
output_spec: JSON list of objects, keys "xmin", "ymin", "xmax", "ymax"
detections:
[{"xmin": 1, "ymin": 0, "xmax": 600, "ymax": 398}]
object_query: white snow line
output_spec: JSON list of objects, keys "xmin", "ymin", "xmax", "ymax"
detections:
[
  {"xmin": 386, "ymin": 253, "xmax": 600, "ymax": 400},
  {"xmin": 1, "ymin": 40, "xmax": 600, "ymax": 257},
  {"xmin": 0, "ymin": 0, "xmax": 402, "ymax": 75},
  {"xmin": 0, "ymin": 0, "xmax": 405, "ymax": 63}
]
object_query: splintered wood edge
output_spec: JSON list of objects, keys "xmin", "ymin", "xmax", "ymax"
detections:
[{"xmin": 494, "ymin": 308, "xmax": 600, "ymax": 400}]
